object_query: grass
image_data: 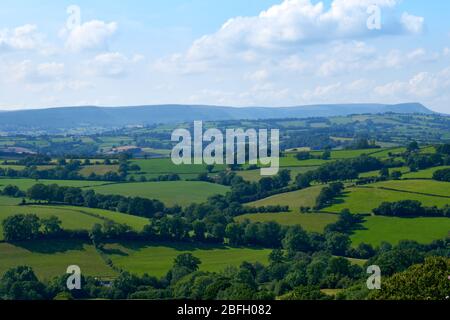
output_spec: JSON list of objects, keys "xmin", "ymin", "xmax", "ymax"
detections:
[
  {"xmin": 372, "ymin": 179, "xmax": 450, "ymax": 197},
  {"xmin": 0, "ymin": 241, "xmax": 117, "ymax": 280},
  {"xmin": 88, "ymin": 181, "xmax": 230, "ymax": 207},
  {"xmin": 79, "ymin": 165, "xmax": 119, "ymax": 177},
  {"xmin": 403, "ymin": 166, "xmax": 450, "ymax": 179},
  {"xmin": 0, "ymin": 205, "xmax": 104, "ymax": 240},
  {"xmin": 359, "ymin": 167, "xmax": 410, "ymax": 178},
  {"xmin": 0, "ymin": 178, "xmax": 108, "ymax": 190},
  {"xmin": 351, "ymin": 216, "xmax": 450, "ymax": 247},
  {"xmin": 130, "ymin": 159, "xmax": 226, "ymax": 176},
  {"xmin": 248, "ymin": 186, "xmax": 324, "ymax": 209},
  {"xmin": 103, "ymin": 242, "xmax": 271, "ymax": 277},
  {"xmin": 325, "ymin": 186, "xmax": 450, "ymax": 214},
  {"xmin": 235, "ymin": 212, "xmax": 338, "ymax": 233}
]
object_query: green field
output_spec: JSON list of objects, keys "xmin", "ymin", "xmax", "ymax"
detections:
[
  {"xmin": 325, "ymin": 186, "xmax": 450, "ymax": 214},
  {"xmin": 248, "ymin": 186, "xmax": 324, "ymax": 209},
  {"xmin": 0, "ymin": 178, "xmax": 108, "ymax": 190},
  {"xmin": 235, "ymin": 212, "xmax": 338, "ymax": 233},
  {"xmin": 0, "ymin": 241, "xmax": 117, "ymax": 280},
  {"xmin": 89, "ymin": 181, "xmax": 230, "ymax": 207},
  {"xmin": 79, "ymin": 165, "xmax": 119, "ymax": 177},
  {"xmin": 402, "ymin": 166, "xmax": 450, "ymax": 179},
  {"xmin": 129, "ymin": 159, "xmax": 226, "ymax": 178},
  {"xmin": 372, "ymin": 179, "xmax": 450, "ymax": 197},
  {"xmin": 359, "ymin": 167, "xmax": 410, "ymax": 178},
  {"xmin": 351, "ymin": 216, "xmax": 450, "ymax": 246},
  {"xmin": 104, "ymin": 242, "xmax": 271, "ymax": 277}
]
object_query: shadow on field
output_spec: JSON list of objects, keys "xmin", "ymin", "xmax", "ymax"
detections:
[{"xmin": 14, "ymin": 240, "xmax": 86, "ymax": 254}]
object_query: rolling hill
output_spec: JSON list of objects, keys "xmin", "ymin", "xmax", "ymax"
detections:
[{"xmin": 0, "ymin": 103, "xmax": 434, "ymax": 134}]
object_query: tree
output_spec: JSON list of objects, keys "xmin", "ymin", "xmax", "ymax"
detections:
[
  {"xmin": 2, "ymin": 214, "xmax": 41, "ymax": 242},
  {"xmin": 282, "ymin": 226, "xmax": 311, "ymax": 253},
  {"xmin": 370, "ymin": 257, "xmax": 450, "ymax": 300},
  {"xmin": 0, "ymin": 266, "xmax": 46, "ymax": 300},
  {"xmin": 173, "ymin": 254, "xmax": 202, "ymax": 272},
  {"xmin": 41, "ymin": 216, "xmax": 62, "ymax": 235},
  {"xmin": 407, "ymin": 141, "xmax": 419, "ymax": 153},
  {"xmin": 325, "ymin": 232, "xmax": 350, "ymax": 256}
]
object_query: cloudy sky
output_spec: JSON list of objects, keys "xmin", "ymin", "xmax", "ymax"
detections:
[{"xmin": 0, "ymin": 0, "xmax": 449, "ymax": 113}]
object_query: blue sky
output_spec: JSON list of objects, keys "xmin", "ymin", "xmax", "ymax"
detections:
[{"xmin": 0, "ymin": 0, "xmax": 449, "ymax": 113}]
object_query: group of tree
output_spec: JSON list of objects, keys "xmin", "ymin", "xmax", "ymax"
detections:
[
  {"xmin": 1, "ymin": 214, "xmax": 64, "ymax": 242},
  {"xmin": 433, "ymin": 168, "xmax": 450, "ymax": 182},
  {"xmin": 315, "ymin": 182, "xmax": 344, "ymax": 210},
  {"xmin": 373, "ymin": 200, "xmax": 450, "ymax": 218}
]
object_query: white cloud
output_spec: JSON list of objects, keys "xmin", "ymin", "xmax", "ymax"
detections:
[
  {"xmin": 61, "ymin": 20, "xmax": 118, "ymax": 52},
  {"xmin": 9, "ymin": 60, "xmax": 65, "ymax": 82},
  {"xmin": 0, "ymin": 24, "xmax": 43, "ymax": 52},
  {"xmin": 374, "ymin": 68, "xmax": 450, "ymax": 99},
  {"xmin": 401, "ymin": 12, "xmax": 424, "ymax": 34},
  {"xmin": 161, "ymin": 0, "xmax": 424, "ymax": 72},
  {"xmin": 85, "ymin": 52, "xmax": 140, "ymax": 78}
]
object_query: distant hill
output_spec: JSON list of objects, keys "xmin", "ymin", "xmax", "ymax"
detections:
[{"xmin": 0, "ymin": 103, "xmax": 434, "ymax": 134}]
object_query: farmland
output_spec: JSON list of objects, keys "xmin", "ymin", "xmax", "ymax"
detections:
[
  {"xmin": 248, "ymin": 185, "xmax": 324, "ymax": 209},
  {"xmin": 103, "ymin": 242, "xmax": 271, "ymax": 277},
  {"xmin": 351, "ymin": 216, "xmax": 450, "ymax": 247},
  {"xmin": 0, "ymin": 241, "xmax": 116, "ymax": 280},
  {"xmin": 325, "ymin": 186, "xmax": 450, "ymax": 214},
  {"xmin": 235, "ymin": 212, "xmax": 338, "ymax": 233},
  {"xmin": 88, "ymin": 181, "xmax": 230, "ymax": 207}
]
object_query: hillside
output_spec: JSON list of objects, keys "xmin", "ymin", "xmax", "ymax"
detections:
[{"xmin": 0, "ymin": 103, "xmax": 434, "ymax": 134}]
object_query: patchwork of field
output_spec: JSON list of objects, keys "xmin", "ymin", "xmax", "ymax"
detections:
[
  {"xmin": 0, "ymin": 241, "xmax": 117, "ymax": 280},
  {"xmin": 103, "ymin": 242, "xmax": 271, "ymax": 277},
  {"xmin": 235, "ymin": 212, "xmax": 338, "ymax": 233},
  {"xmin": 351, "ymin": 216, "xmax": 450, "ymax": 247},
  {"xmin": 325, "ymin": 187, "xmax": 450, "ymax": 214},
  {"xmin": 248, "ymin": 186, "xmax": 324, "ymax": 209},
  {"xmin": 88, "ymin": 181, "xmax": 230, "ymax": 207}
]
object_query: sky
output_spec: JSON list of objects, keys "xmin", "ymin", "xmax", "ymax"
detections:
[{"xmin": 0, "ymin": 0, "xmax": 449, "ymax": 113}]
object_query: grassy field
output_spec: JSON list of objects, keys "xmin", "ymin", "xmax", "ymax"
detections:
[
  {"xmin": 0, "ymin": 241, "xmax": 117, "ymax": 280},
  {"xmin": 0, "ymin": 178, "xmax": 108, "ymax": 190},
  {"xmin": 104, "ymin": 242, "xmax": 271, "ymax": 277},
  {"xmin": 248, "ymin": 186, "xmax": 324, "ymax": 209},
  {"xmin": 359, "ymin": 167, "xmax": 410, "ymax": 178},
  {"xmin": 0, "ymin": 205, "xmax": 104, "ymax": 240},
  {"xmin": 325, "ymin": 187, "xmax": 450, "ymax": 214},
  {"xmin": 129, "ymin": 159, "xmax": 226, "ymax": 177},
  {"xmin": 351, "ymin": 216, "xmax": 450, "ymax": 247},
  {"xmin": 79, "ymin": 165, "xmax": 119, "ymax": 177},
  {"xmin": 372, "ymin": 180, "xmax": 450, "ymax": 197},
  {"xmin": 402, "ymin": 166, "xmax": 450, "ymax": 179},
  {"xmin": 235, "ymin": 212, "xmax": 338, "ymax": 233},
  {"xmin": 89, "ymin": 181, "xmax": 230, "ymax": 207}
]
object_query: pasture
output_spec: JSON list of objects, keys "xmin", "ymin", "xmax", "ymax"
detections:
[
  {"xmin": 248, "ymin": 186, "xmax": 324, "ymax": 209},
  {"xmin": 88, "ymin": 181, "xmax": 230, "ymax": 207},
  {"xmin": 325, "ymin": 186, "xmax": 450, "ymax": 214},
  {"xmin": 104, "ymin": 242, "xmax": 271, "ymax": 277},
  {"xmin": 351, "ymin": 216, "xmax": 450, "ymax": 247},
  {"xmin": 0, "ymin": 241, "xmax": 117, "ymax": 280},
  {"xmin": 235, "ymin": 212, "xmax": 338, "ymax": 233}
]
